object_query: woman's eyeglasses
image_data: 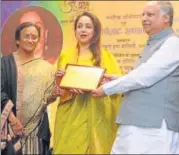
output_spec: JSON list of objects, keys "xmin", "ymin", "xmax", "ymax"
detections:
[{"xmin": 22, "ymin": 34, "xmax": 39, "ymax": 42}]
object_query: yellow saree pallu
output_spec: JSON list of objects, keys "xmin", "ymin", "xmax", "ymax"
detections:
[{"xmin": 53, "ymin": 47, "xmax": 122, "ymax": 154}]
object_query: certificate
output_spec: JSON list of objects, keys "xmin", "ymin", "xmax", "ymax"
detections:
[{"xmin": 58, "ymin": 64, "xmax": 106, "ymax": 91}]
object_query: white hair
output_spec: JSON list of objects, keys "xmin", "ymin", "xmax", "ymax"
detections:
[{"xmin": 150, "ymin": 1, "xmax": 174, "ymax": 26}]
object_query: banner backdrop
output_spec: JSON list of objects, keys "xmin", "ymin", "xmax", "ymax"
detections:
[
  {"xmin": 1, "ymin": 0, "xmax": 179, "ymax": 146},
  {"xmin": 2, "ymin": 1, "xmax": 179, "ymax": 74}
]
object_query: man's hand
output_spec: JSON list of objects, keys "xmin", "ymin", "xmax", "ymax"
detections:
[
  {"xmin": 100, "ymin": 74, "xmax": 120, "ymax": 85},
  {"xmin": 104, "ymin": 74, "xmax": 119, "ymax": 81},
  {"xmin": 91, "ymin": 85, "xmax": 106, "ymax": 97}
]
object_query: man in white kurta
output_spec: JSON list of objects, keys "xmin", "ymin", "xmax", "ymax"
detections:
[{"xmin": 92, "ymin": 1, "xmax": 179, "ymax": 154}]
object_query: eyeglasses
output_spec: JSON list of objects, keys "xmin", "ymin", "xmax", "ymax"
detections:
[{"xmin": 22, "ymin": 34, "xmax": 39, "ymax": 42}]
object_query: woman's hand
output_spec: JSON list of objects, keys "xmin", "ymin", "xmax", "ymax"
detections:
[
  {"xmin": 55, "ymin": 69, "xmax": 66, "ymax": 85},
  {"xmin": 45, "ymin": 68, "xmax": 65, "ymax": 103},
  {"xmin": 8, "ymin": 111, "xmax": 24, "ymax": 136},
  {"xmin": 51, "ymin": 86, "xmax": 62, "ymax": 97},
  {"xmin": 47, "ymin": 86, "xmax": 62, "ymax": 104},
  {"xmin": 56, "ymin": 69, "xmax": 65, "ymax": 78}
]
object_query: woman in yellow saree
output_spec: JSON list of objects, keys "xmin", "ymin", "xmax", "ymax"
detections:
[{"xmin": 53, "ymin": 12, "xmax": 122, "ymax": 154}]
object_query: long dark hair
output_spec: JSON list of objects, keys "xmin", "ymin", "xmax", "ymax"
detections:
[{"xmin": 74, "ymin": 12, "xmax": 102, "ymax": 66}]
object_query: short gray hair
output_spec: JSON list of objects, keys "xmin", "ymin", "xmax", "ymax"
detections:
[{"xmin": 157, "ymin": 1, "xmax": 174, "ymax": 26}]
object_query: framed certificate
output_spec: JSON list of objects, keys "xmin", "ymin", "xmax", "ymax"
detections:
[{"xmin": 58, "ymin": 64, "xmax": 106, "ymax": 91}]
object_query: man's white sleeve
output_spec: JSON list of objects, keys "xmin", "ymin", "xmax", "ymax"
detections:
[{"xmin": 103, "ymin": 36, "xmax": 179, "ymax": 95}]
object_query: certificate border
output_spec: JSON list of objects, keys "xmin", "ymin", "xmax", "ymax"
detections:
[{"xmin": 59, "ymin": 63, "xmax": 106, "ymax": 91}]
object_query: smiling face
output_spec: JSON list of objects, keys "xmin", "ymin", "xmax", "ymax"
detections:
[
  {"xmin": 20, "ymin": 11, "xmax": 45, "ymax": 57},
  {"xmin": 75, "ymin": 15, "xmax": 94, "ymax": 46},
  {"xmin": 141, "ymin": 2, "xmax": 169, "ymax": 35},
  {"xmin": 16, "ymin": 26, "xmax": 39, "ymax": 52}
]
